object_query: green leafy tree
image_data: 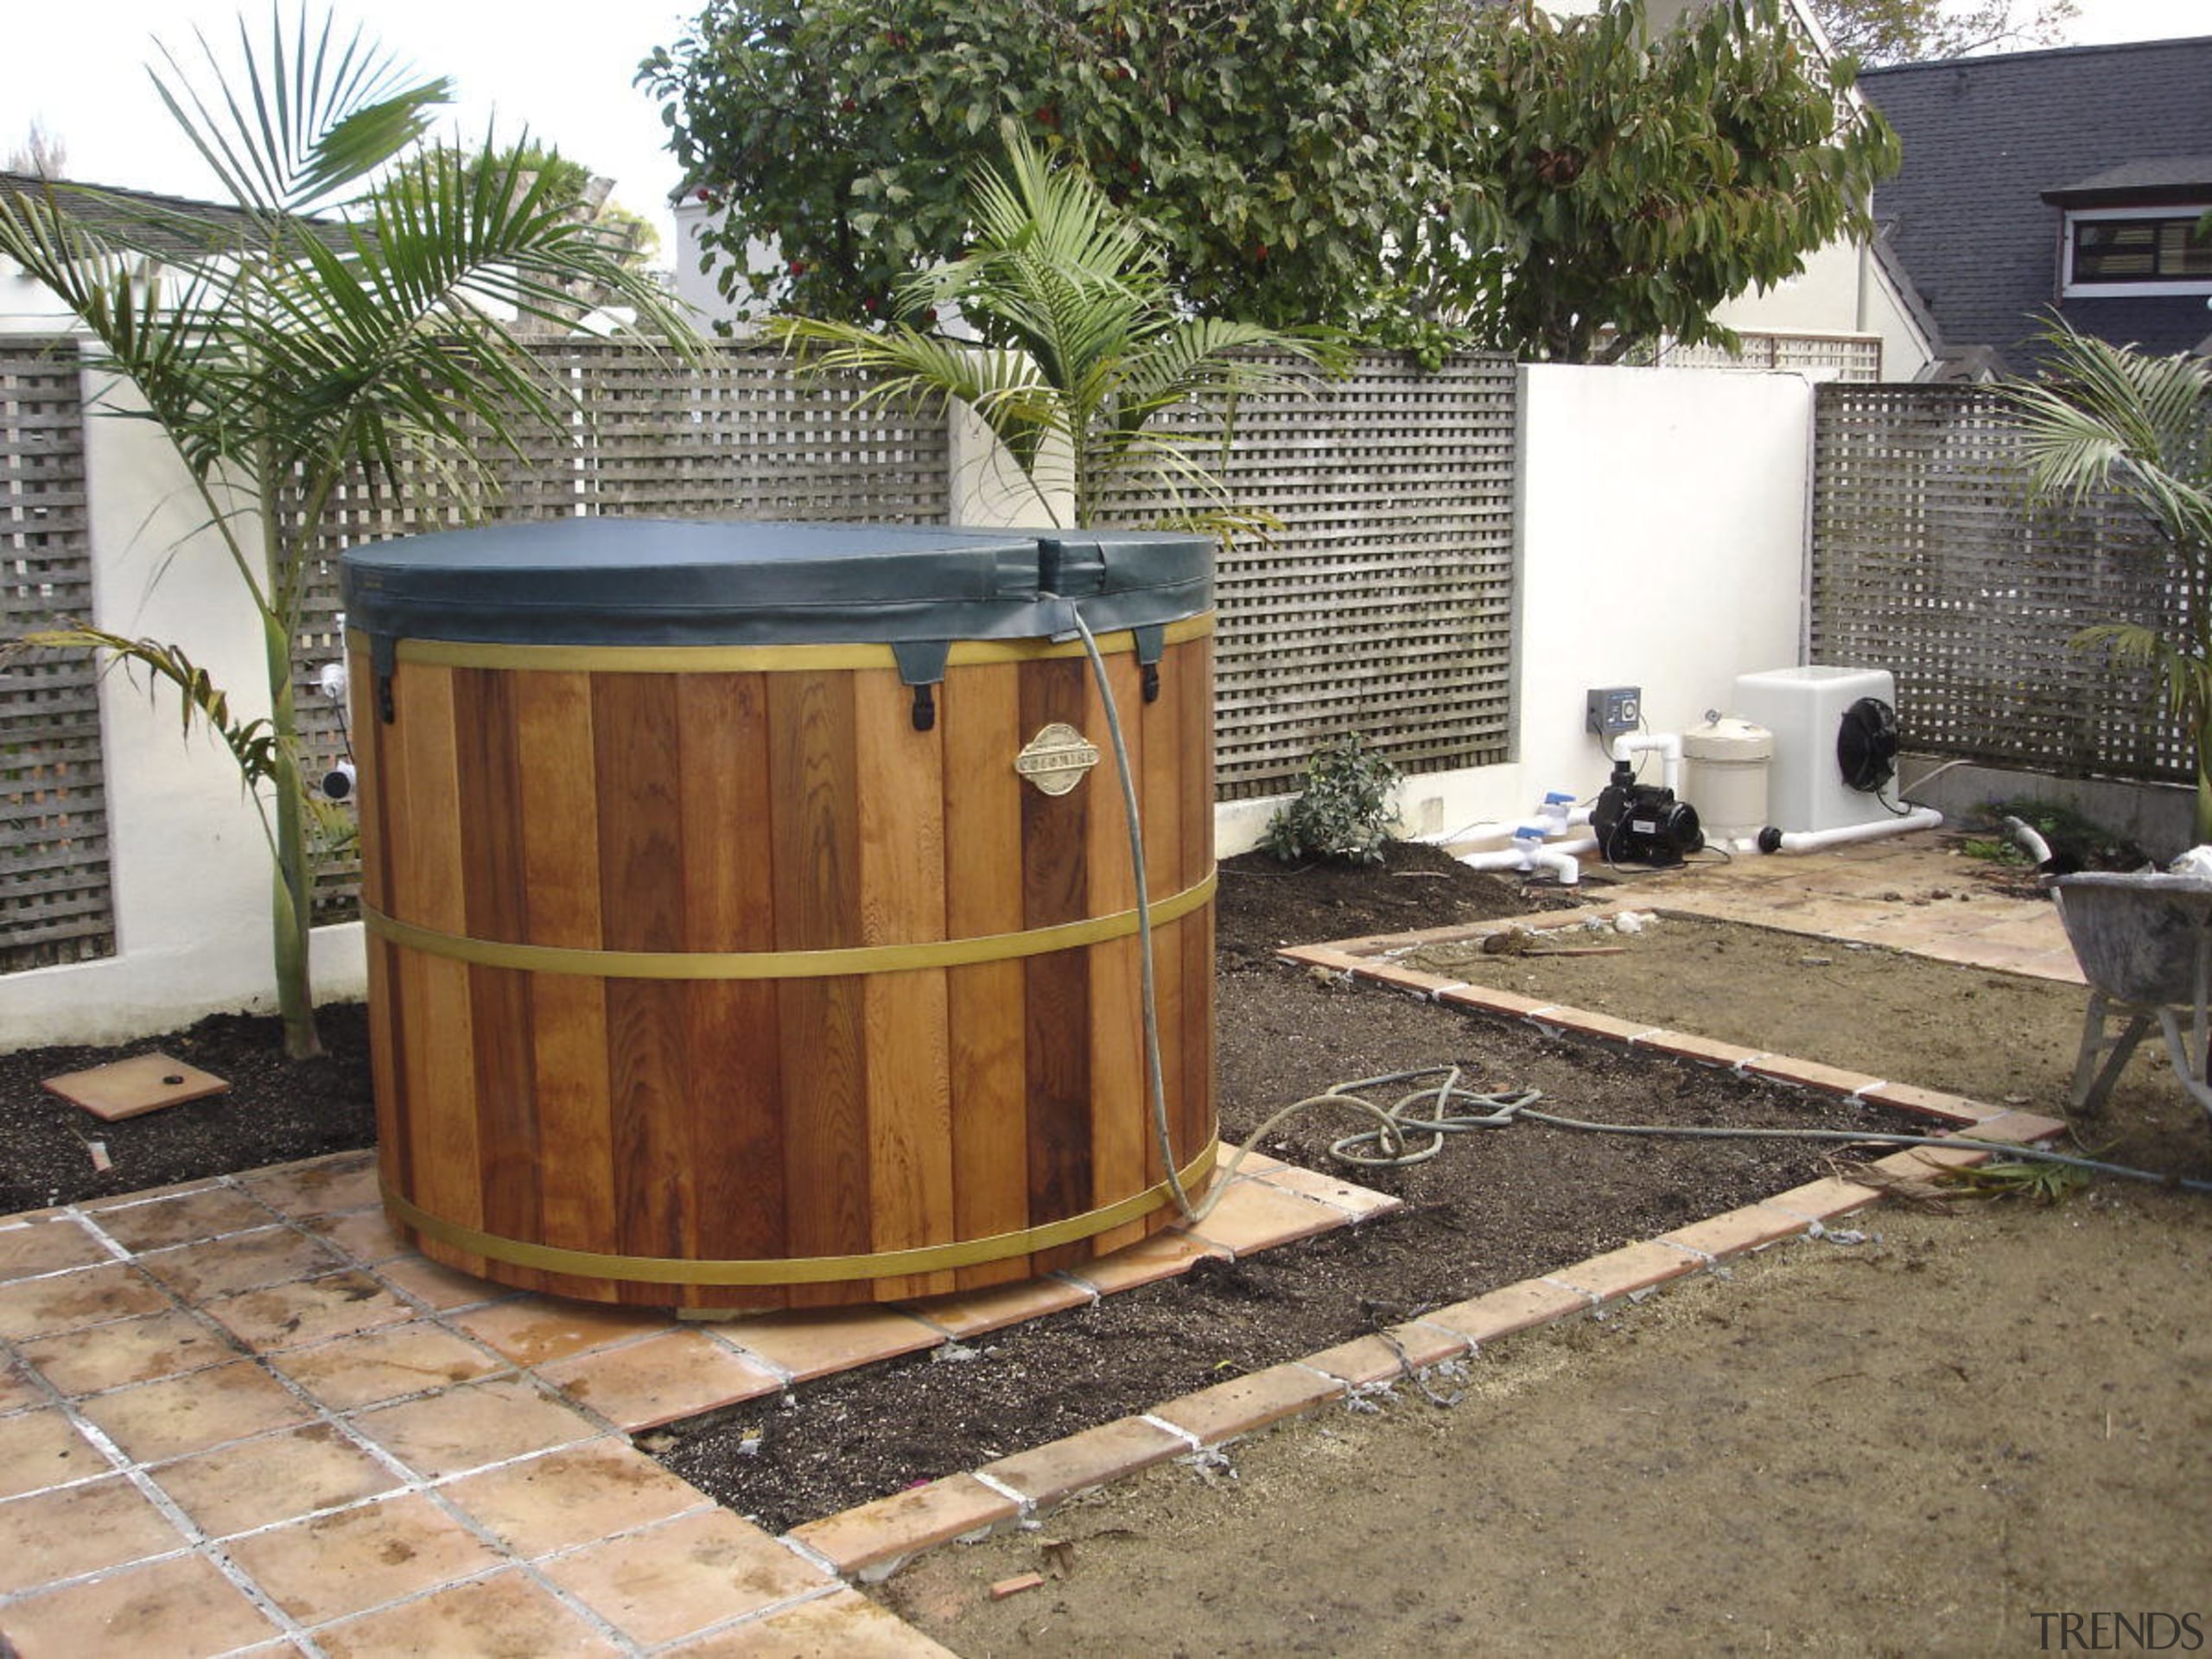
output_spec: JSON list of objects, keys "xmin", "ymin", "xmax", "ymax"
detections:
[
  {"xmin": 1422, "ymin": 0, "xmax": 1902, "ymax": 365},
  {"xmin": 0, "ymin": 10, "xmax": 697, "ymax": 1058},
  {"xmin": 1809, "ymin": 0, "xmax": 2077, "ymax": 66},
  {"xmin": 639, "ymin": 0, "xmax": 1445, "ymax": 330},
  {"xmin": 2009, "ymin": 327, "xmax": 2212, "ymax": 841},
  {"xmin": 768, "ymin": 128, "xmax": 1338, "ymax": 531}
]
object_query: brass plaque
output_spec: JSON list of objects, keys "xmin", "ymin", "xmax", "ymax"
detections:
[{"xmin": 1014, "ymin": 721, "xmax": 1101, "ymax": 795}]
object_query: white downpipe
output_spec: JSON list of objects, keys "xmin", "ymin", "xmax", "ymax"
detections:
[
  {"xmin": 1611, "ymin": 732, "xmax": 1683, "ymax": 794},
  {"xmin": 1757, "ymin": 804, "xmax": 1943, "ymax": 854},
  {"xmin": 1457, "ymin": 832, "xmax": 1597, "ymax": 886}
]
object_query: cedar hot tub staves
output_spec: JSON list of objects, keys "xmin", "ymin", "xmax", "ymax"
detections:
[{"xmin": 342, "ymin": 519, "xmax": 1219, "ymax": 1311}]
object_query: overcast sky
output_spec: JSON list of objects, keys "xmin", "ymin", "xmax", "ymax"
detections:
[{"xmin": 5, "ymin": 0, "xmax": 2206, "ymax": 266}]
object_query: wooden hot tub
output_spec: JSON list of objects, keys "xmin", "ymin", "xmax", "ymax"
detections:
[{"xmin": 340, "ymin": 521, "xmax": 1217, "ymax": 1310}]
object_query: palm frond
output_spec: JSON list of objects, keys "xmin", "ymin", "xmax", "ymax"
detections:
[
  {"xmin": 2011, "ymin": 324, "xmax": 2212, "ymax": 549},
  {"xmin": 6, "ymin": 626, "xmax": 280, "ymax": 792},
  {"xmin": 149, "ymin": 8, "xmax": 449, "ymax": 220},
  {"xmin": 778, "ymin": 124, "xmax": 1323, "ymax": 531}
]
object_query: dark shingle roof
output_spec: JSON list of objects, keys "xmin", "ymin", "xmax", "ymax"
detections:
[
  {"xmin": 1859, "ymin": 37, "xmax": 2212, "ymax": 365},
  {"xmin": 0, "ymin": 173, "xmax": 353, "ymax": 257},
  {"xmin": 2042, "ymin": 157, "xmax": 2212, "ymax": 206}
]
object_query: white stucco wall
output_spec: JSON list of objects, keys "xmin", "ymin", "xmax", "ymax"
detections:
[
  {"xmin": 1857, "ymin": 263, "xmax": 1940, "ymax": 384},
  {"xmin": 1222, "ymin": 363, "xmax": 1816, "ymax": 856},
  {"xmin": 948, "ymin": 404, "xmax": 1074, "ymax": 531},
  {"xmin": 0, "ymin": 373, "xmax": 365, "ymax": 1049},
  {"xmin": 1510, "ymin": 364, "xmax": 1811, "ymax": 786},
  {"xmin": 1706, "ymin": 237, "xmax": 1937, "ymax": 382},
  {"xmin": 1, "ymin": 267, "xmax": 77, "ymax": 334},
  {"xmin": 670, "ymin": 198, "xmax": 777, "ymax": 334}
]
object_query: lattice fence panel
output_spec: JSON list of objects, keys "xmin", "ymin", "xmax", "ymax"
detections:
[
  {"xmin": 554, "ymin": 342, "xmax": 957, "ymax": 521},
  {"xmin": 287, "ymin": 340, "xmax": 953, "ymax": 916},
  {"xmin": 0, "ymin": 340, "xmax": 111, "ymax": 970},
  {"xmin": 1811, "ymin": 384, "xmax": 2180, "ymax": 783},
  {"xmin": 1644, "ymin": 333, "xmax": 1882, "ymax": 382},
  {"xmin": 1097, "ymin": 353, "xmax": 1517, "ymax": 801}
]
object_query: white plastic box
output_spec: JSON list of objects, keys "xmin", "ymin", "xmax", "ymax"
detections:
[{"xmin": 1732, "ymin": 666, "xmax": 1897, "ymax": 835}]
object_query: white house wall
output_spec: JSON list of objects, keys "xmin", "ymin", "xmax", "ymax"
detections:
[
  {"xmin": 1, "ymin": 269, "xmax": 77, "ymax": 334},
  {"xmin": 1856, "ymin": 261, "xmax": 1939, "ymax": 384}
]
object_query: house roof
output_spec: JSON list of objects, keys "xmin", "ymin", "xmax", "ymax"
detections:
[
  {"xmin": 1858, "ymin": 36, "xmax": 2212, "ymax": 365},
  {"xmin": 0, "ymin": 172, "xmax": 354, "ymax": 257},
  {"xmin": 2042, "ymin": 157, "xmax": 2212, "ymax": 207}
]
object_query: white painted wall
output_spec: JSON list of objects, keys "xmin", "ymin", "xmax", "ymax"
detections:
[
  {"xmin": 1222, "ymin": 363, "xmax": 1816, "ymax": 857},
  {"xmin": 1, "ymin": 267, "xmax": 78, "ymax": 334},
  {"xmin": 1709, "ymin": 238, "xmax": 1937, "ymax": 382},
  {"xmin": 1858, "ymin": 259, "xmax": 1940, "ymax": 384},
  {"xmin": 670, "ymin": 197, "xmax": 776, "ymax": 334},
  {"xmin": 5, "ymin": 361, "xmax": 1816, "ymax": 1049},
  {"xmin": 948, "ymin": 404, "xmax": 1073, "ymax": 531},
  {"xmin": 0, "ymin": 372, "xmax": 365, "ymax": 1049}
]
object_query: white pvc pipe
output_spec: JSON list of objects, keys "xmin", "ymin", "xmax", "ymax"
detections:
[
  {"xmin": 1525, "ymin": 844, "xmax": 1583, "ymax": 886},
  {"xmin": 1611, "ymin": 732, "xmax": 1683, "ymax": 795},
  {"xmin": 1757, "ymin": 804, "xmax": 1942, "ymax": 854},
  {"xmin": 1456, "ymin": 835, "xmax": 1598, "ymax": 885},
  {"xmin": 1424, "ymin": 800, "xmax": 1592, "ymax": 849},
  {"xmin": 2002, "ymin": 815, "xmax": 2053, "ymax": 866}
]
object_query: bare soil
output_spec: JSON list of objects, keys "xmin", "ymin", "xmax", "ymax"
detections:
[
  {"xmin": 649, "ymin": 842, "xmax": 2203, "ymax": 1537},
  {"xmin": 864, "ymin": 849, "xmax": 2212, "ymax": 1657},
  {"xmin": 879, "ymin": 1188, "xmax": 2212, "ymax": 1657},
  {"xmin": 0, "ymin": 1009, "xmax": 377, "ymax": 1215},
  {"xmin": 1397, "ymin": 908, "xmax": 2212, "ymax": 1186}
]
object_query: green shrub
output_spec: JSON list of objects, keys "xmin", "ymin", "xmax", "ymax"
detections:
[{"xmin": 1262, "ymin": 735, "xmax": 1403, "ymax": 865}]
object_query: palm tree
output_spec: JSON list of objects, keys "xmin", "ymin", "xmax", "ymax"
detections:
[
  {"xmin": 2008, "ymin": 326, "xmax": 2212, "ymax": 842},
  {"xmin": 766, "ymin": 128, "xmax": 1342, "ymax": 534},
  {"xmin": 0, "ymin": 10, "xmax": 697, "ymax": 1058}
]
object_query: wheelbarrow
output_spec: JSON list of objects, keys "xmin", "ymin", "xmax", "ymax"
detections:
[{"xmin": 2044, "ymin": 871, "xmax": 2212, "ymax": 1127}]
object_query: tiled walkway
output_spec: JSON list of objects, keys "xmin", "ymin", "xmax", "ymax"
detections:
[
  {"xmin": 1624, "ymin": 830, "xmax": 2081, "ymax": 983},
  {"xmin": 0, "ymin": 830, "xmax": 2083, "ymax": 1656},
  {"xmin": 0, "ymin": 1152, "xmax": 1393, "ymax": 1656}
]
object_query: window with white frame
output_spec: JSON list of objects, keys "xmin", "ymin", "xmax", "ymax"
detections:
[{"xmin": 2062, "ymin": 205, "xmax": 2212, "ymax": 296}]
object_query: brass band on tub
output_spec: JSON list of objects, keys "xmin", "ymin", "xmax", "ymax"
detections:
[
  {"xmin": 363, "ymin": 873, "xmax": 1215, "ymax": 981},
  {"xmin": 384, "ymin": 1141, "xmax": 1220, "ymax": 1286}
]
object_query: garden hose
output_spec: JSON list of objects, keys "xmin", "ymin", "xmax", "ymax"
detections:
[
  {"xmin": 1075, "ymin": 607, "xmax": 1415, "ymax": 1226},
  {"xmin": 1295, "ymin": 1064, "xmax": 2212, "ymax": 1195}
]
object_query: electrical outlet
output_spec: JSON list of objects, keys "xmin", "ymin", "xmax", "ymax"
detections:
[{"xmin": 1586, "ymin": 685, "xmax": 1642, "ymax": 738}]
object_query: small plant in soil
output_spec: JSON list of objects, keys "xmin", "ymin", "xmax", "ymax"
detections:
[{"xmin": 1262, "ymin": 734, "xmax": 1403, "ymax": 865}]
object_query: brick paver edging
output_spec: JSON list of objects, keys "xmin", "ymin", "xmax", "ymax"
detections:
[{"xmin": 785, "ymin": 920, "xmax": 2067, "ymax": 1586}]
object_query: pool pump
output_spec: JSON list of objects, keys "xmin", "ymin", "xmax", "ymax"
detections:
[{"xmin": 1593, "ymin": 760, "xmax": 1704, "ymax": 867}]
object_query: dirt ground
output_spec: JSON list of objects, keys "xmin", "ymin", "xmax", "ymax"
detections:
[
  {"xmin": 869, "ymin": 855, "xmax": 2212, "ymax": 1657},
  {"xmin": 877, "ymin": 1188, "xmax": 2212, "ymax": 1657},
  {"xmin": 1399, "ymin": 910, "xmax": 2212, "ymax": 1185}
]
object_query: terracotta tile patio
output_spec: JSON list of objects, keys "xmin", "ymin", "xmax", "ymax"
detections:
[
  {"xmin": 0, "ymin": 1141, "xmax": 1390, "ymax": 1656},
  {"xmin": 0, "ymin": 830, "xmax": 2082, "ymax": 1654}
]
